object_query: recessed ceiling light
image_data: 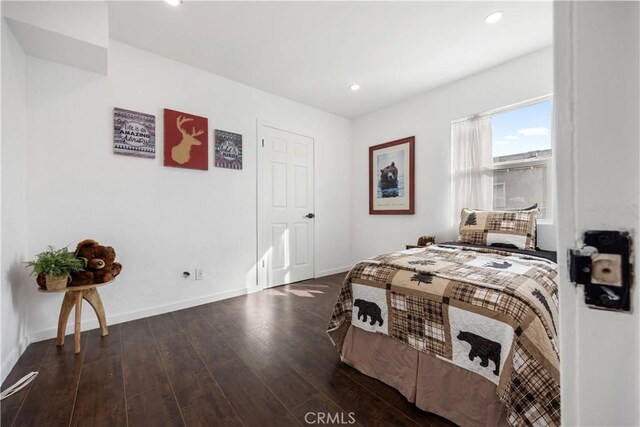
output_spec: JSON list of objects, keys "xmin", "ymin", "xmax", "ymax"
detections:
[
  {"xmin": 350, "ymin": 84, "xmax": 361, "ymax": 92},
  {"xmin": 165, "ymin": 0, "xmax": 182, "ymax": 6},
  {"xmin": 485, "ymin": 11, "xmax": 503, "ymax": 24}
]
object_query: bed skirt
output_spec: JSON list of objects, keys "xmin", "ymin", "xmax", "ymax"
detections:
[{"xmin": 341, "ymin": 325, "xmax": 509, "ymax": 427}]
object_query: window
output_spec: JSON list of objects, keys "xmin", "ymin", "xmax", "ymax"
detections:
[{"xmin": 490, "ymin": 99, "xmax": 553, "ymax": 220}]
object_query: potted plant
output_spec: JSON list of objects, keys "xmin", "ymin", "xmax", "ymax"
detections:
[{"xmin": 26, "ymin": 246, "xmax": 86, "ymax": 290}]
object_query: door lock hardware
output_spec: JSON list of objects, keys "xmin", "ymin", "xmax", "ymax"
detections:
[{"xmin": 569, "ymin": 230, "xmax": 632, "ymax": 312}]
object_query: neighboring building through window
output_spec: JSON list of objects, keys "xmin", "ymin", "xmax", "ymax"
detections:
[{"xmin": 491, "ymin": 99, "xmax": 553, "ymax": 220}]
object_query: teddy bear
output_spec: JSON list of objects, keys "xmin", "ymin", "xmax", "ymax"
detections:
[
  {"xmin": 417, "ymin": 235, "xmax": 436, "ymax": 246},
  {"xmin": 69, "ymin": 239, "xmax": 122, "ymax": 286}
]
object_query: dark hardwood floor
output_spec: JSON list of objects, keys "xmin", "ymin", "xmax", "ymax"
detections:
[{"xmin": 1, "ymin": 273, "xmax": 455, "ymax": 427}]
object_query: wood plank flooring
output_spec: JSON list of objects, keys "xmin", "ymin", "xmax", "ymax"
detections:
[{"xmin": 1, "ymin": 273, "xmax": 456, "ymax": 427}]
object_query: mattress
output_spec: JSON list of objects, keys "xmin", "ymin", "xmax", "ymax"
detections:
[{"xmin": 437, "ymin": 241, "xmax": 557, "ymax": 263}]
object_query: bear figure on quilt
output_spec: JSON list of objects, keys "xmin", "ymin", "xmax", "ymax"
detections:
[
  {"xmin": 457, "ymin": 331, "xmax": 502, "ymax": 376},
  {"xmin": 354, "ymin": 299, "xmax": 384, "ymax": 326},
  {"xmin": 448, "ymin": 306, "xmax": 513, "ymax": 385},
  {"xmin": 351, "ymin": 283, "xmax": 388, "ymax": 335}
]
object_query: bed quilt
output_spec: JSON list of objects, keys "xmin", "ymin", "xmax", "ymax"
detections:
[{"xmin": 327, "ymin": 244, "xmax": 560, "ymax": 427}]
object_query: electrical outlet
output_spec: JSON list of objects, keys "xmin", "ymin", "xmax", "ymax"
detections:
[{"xmin": 195, "ymin": 269, "xmax": 204, "ymax": 281}]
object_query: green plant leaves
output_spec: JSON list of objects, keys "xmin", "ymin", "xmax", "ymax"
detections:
[{"xmin": 25, "ymin": 246, "xmax": 86, "ymax": 277}]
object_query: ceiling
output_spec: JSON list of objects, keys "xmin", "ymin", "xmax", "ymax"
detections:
[{"xmin": 108, "ymin": 1, "xmax": 552, "ymax": 119}]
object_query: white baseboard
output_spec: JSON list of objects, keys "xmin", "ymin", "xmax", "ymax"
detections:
[
  {"xmin": 316, "ymin": 265, "xmax": 352, "ymax": 277},
  {"xmin": 1, "ymin": 335, "xmax": 30, "ymax": 384},
  {"xmin": 29, "ymin": 286, "xmax": 249, "ymax": 343},
  {"xmin": 245, "ymin": 285, "xmax": 263, "ymax": 294}
]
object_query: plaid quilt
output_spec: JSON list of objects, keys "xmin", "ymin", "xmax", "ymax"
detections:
[{"xmin": 327, "ymin": 244, "xmax": 560, "ymax": 427}]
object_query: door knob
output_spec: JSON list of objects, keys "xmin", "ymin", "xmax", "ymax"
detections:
[{"xmin": 305, "ymin": 213, "xmax": 315, "ymax": 219}]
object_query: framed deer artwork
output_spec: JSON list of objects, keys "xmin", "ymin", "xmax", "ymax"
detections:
[{"xmin": 163, "ymin": 108, "xmax": 208, "ymax": 170}]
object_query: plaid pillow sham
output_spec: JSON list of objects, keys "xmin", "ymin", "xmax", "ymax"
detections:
[{"xmin": 458, "ymin": 207, "xmax": 538, "ymax": 251}]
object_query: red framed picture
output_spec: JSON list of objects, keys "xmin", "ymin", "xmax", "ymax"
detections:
[
  {"xmin": 369, "ymin": 136, "xmax": 415, "ymax": 215},
  {"xmin": 163, "ymin": 108, "xmax": 208, "ymax": 170}
]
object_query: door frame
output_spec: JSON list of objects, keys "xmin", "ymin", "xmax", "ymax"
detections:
[
  {"xmin": 554, "ymin": 2, "xmax": 640, "ymax": 425},
  {"xmin": 256, "ymin": 119, "xmax": 316, "ymax": 290}
]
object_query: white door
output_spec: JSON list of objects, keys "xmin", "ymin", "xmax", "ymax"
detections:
[
  {"xmin": 555, "ymin": 2, "xmax": 639, "ymax": 426},
  {"xmin": 258, "ymin": 124, "xmax": 314, "ymax": 288}
]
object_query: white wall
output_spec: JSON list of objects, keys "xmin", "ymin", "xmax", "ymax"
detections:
[
  {"xmin": 3, "ymin": 1, "xmax": 108, "ymax": 75},
  {"xmin": 1, "ymin": 19, "xmax": 31, "ymax": 382},
  {"xmin": 3, "ymin": 1, "xmax": 107, "ymax": 48},
  {"xmin": 350, "ymin": 48, "xmax": 554, "ymax": 262},
  {"xmin": 555, "ymin": 2, "xmax": 640, "ymax": 425},
  {"xmin": 24, "ymin": 40, "xmax": 352, "ymax": 341}
]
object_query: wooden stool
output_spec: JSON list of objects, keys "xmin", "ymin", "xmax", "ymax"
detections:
[{"xmin": 38, "ymin": 281, "xmax": 112, "ymax": 354}]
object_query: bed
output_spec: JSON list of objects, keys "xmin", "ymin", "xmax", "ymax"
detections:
[{"xmin": 327, "ymin": 242, "xmax": 560, "ymax": 427}]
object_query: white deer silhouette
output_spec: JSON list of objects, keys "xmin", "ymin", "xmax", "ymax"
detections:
[{"xmin": 171, "ymin": 115, "xmax": 204, "ymax": 165}]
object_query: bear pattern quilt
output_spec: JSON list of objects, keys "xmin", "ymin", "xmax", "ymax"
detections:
[{"xmin": 327, "ymin": 245, "xmax": 560, "ymax": 427}]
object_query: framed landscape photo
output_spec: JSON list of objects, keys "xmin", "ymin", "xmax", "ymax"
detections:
[{"xmin": 369, "ymin": 136, "xmax": 415, "ymax": 215}]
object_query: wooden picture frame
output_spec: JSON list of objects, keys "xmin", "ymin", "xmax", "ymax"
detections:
[{"xmin": 369, "ymin": 136, "xmax": 415, "ymax": 215}]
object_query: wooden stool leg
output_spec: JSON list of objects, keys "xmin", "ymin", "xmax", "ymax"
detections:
[
  {"xmin": 57, "ymin": 292, "xmax": 76, "ymax": 346},
  {"xmin": 74, "ymin": 291, "xmax": 82, "ymax": 354},
  {"xmin": 83, "ymin": 288, "xmax": 108, "ymax": 337}
]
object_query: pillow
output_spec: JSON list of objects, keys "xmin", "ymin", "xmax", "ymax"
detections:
[
  {"xmin": 507, "ymin": 203, "xmax": 539, "ymax": 248},
  {"xmin": 458, "ymin": 207, "xmax": 538, "ymax": 251}
]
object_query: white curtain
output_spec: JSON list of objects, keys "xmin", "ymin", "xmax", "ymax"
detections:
[{"xmin": 451, "ymin": 115, "xmax": 493, "ymax": 228}]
